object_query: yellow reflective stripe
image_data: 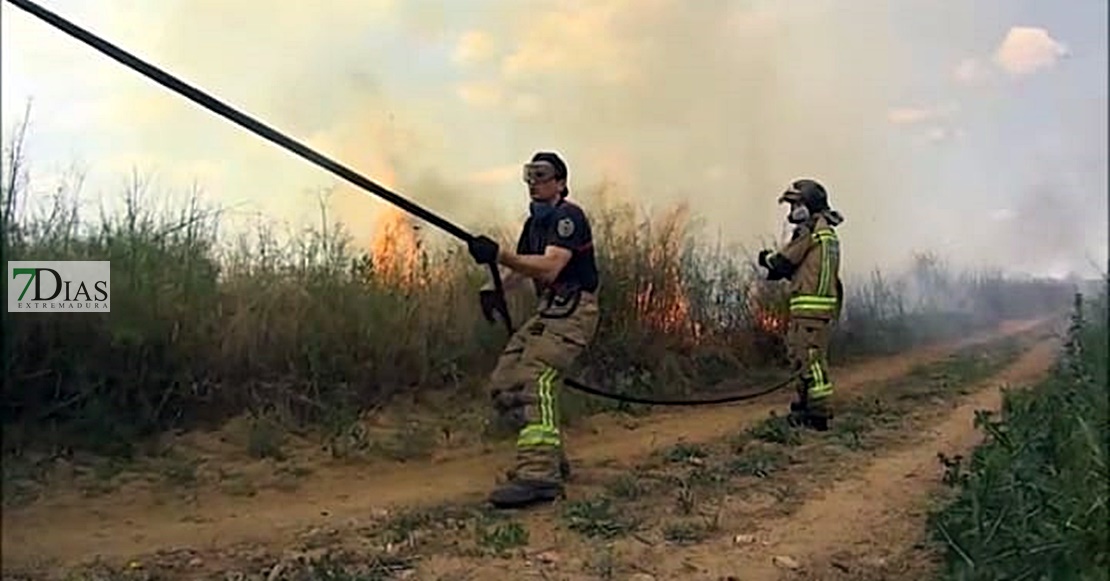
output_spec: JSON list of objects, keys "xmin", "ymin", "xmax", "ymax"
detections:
[
  {"xmin": 810, "ymin": 384, "xmax": 832, "ymax": 399},
  {"xmin": 811, "ymin": 228, "xmax": 837, "ymax": 297},
  {"xmin": 791, "ymin": 306, "xmax": 837, "ymax": 312},
  {"xmin": 790, "ymin": 295, "xmax": 838, "ymax": 312},
  {"xmin": 518, "ymin": 423, "xmax": 560, "ymax": 448},
  {"xmin": 538, "ymin": 367, "xmax": 551, "ymax": 428},
  {"xmin": 519, "ymin": 424, "xmax": 560, "ymax": 438},
  {"xmin": 807, "ymin": 349, "xmax": 833, "ymax": 399},
  {"xmin": 539, "ymin": 366, "xmax": 558, "ymax": 429},
  {"xmin": 518, "ymin": 367, "xmax": 562, "ymax": 449},
  {"xmin": 818, "ymin": 238, "xmax": 830, "ymax": 296},
  {"xmin": 810, "ymin": 362, "xmax": 833, "ymax": 398},
  {"xmin": 518, "ymin": 432, "xmax": 560, "ymax": 447},
  {"xmin": 790, "ymin": 306, "xmax": 837, "ymax": 313},
  {"xmin": 790, "ymin": 295, "xmax": 838, "ymax": 304}
]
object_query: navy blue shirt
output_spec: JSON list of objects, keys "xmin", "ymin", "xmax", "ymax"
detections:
[{"xmin": 516, "ymin": 200, "xmax": 599, "ymax": 294}]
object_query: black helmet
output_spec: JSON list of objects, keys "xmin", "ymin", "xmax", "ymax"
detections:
[{"xmin": 778, "ymin": 178, "xmax": 829, "ymax": 213}]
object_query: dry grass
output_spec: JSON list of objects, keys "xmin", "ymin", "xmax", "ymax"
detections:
[{"xmin": 0, "ymin": 116, "xmax": 1078, "ymax": 458}]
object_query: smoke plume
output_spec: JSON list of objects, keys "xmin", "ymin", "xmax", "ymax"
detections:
[{"xmin": 8, "ymin": 0, "xmax": 1101, "ymax": 275}]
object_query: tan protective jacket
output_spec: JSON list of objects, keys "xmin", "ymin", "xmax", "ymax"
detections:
[{"xmin": 767, "ymin": 213, "xmax": 843, "ymax": 321}]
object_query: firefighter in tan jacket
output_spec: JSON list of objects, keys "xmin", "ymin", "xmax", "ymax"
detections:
[{"xmin": 758, "ymin": 179, "xmax": 845, "ymax": 431}]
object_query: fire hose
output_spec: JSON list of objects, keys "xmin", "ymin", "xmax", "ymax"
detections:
[{"xmin": 6, "ymin": 0, "xmax": 797, "ymax": 406}]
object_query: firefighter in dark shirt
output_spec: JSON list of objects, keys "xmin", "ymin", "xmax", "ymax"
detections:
[{"xmin": 467, "ymin": 151, "xmax": 600, "ymax": 508}]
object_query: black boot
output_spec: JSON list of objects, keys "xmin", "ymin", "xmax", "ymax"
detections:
[
  {"xmin": 806, "ymin": 413, "xmax": 829, "ymax": 431},
  {"xmin": 787, "ymin": 398, "xmax": 831, "ymax": 432},
  {"xmin": 787, "ymin": 398, "xmax": 808, "ymax": 426},
  {"xmin": 488, "ymin": 478, "xmax": 564, "ymax": 509},
  {"xmin": 806, "ymin": 402, "xmax": 832, "ymax": 432}
]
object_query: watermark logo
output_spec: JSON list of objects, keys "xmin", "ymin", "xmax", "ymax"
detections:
[{"xmin": 7, "ymin": 261, "xmax": 111, "ymax": 313}]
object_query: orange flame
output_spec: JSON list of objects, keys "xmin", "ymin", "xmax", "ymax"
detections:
[
  {"xmin": 632, "ymin": 206, "xmax": 703, "ymax": 344},
  {"xmin": 369, "ymin": 206, "xmax": 425, "ymax": 289},
  {"xmin": 635, "ymin": 279, "xmax": 702, "ymax": 341},
  {"xmin": 753, "ymin": 311, "xmax": 787, "ymax": 334},
  {"xmin": 359, "ymin": 161, "xmax": 428, "ymax": 289},
  {"xmin": 746, "ymin": 283, "xmax": 788, "ymax": 335}
]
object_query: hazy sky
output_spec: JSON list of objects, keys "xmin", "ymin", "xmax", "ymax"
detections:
[{"xmin": 2, "ymin": 0, "xmax": 1106, "ymax": 277}]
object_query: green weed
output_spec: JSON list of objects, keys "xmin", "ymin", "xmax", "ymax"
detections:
[
  {"xmin": 747, "ymin": 413, "xmax": 803, "ymax": 446},
  {"xmin": 561, "ymin": 496, "xmax": 640, "ymax": 539},
  {"xmin": 605, "ymin": 471, "xmax": 653, "ymax": 500},
  {"xmin": 247, "ymin": 413, "xmax": 287, "ymax": 460},
  {"xmin": 662, "ymin": 519, "xmax": 713, "ymax": 544},
  {"xmin": 476, "ymin": 519, "xmax": 529, "ymax": 555},
  {"xmin": 728, "ymin": 445, "xmax": 789, "ymax": 478},
  {"xmin": 928, "ymin": 287, "xmax": 1109, "ymax": 581},
  {"xmin": 664, "ymin": 442, "xmax": 710, "ymax": 463},
  {"xmin": 301, "ymin": 552, "xmax": 417, "ymax": 581}
]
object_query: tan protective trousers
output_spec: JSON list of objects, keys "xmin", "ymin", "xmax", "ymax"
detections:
[
  {"xmin": 487, "ymin": 291, "xmax": 599, "ymax": 484},
  {"xmin": 785, "ymin": 316, "xmax": 834, "ymax": 416}
]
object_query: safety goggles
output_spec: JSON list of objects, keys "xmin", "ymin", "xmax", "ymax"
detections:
[{"xmin": 522, "ymin": 161, "xmax": 561, "ymax": 185}]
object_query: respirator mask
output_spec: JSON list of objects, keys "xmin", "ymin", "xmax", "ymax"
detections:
[
  {"xmin": 787, "ymin": 202, "xmax": 810, "ymax": 224},
  {"xmin": 529, "ymin": 201, "xmax": 557, "ymax": 221}
]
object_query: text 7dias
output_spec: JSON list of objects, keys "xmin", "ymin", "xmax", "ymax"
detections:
[{"xmin": 7, "ymin": 261, "xmax": 111, "ymax": 313}]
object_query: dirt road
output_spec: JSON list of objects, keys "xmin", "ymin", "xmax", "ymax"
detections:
[
  {"xmin": 644, "ymin": 336, "xmax": 1061, "ymax": 580},
  {"xmin": 1, "ymin": 316, "xmax": 1057, "ymax": 578},
  {"xmin": 402, "ymin": 321, "xmax": 1060, "ymax": 581}
]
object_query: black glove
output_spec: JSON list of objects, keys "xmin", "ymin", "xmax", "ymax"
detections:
[
  {"xmin": 479, "ymin": 288, "xmax": 508, "ymax": 323},
  {"xmin": 758, "ymin": 249, "xmax": 772, "ymax": 269},
  {"xmin": 467, "ymin": 235, "xmax": 500, "ymax": 265}
]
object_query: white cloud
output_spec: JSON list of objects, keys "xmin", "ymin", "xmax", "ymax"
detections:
[
  {"xmin": 952, "ymin": 57, "xmax": 991, "ymax": 85},
  {"xmin": 990, "ymin": 208, "xmax": 1015, "ymax": 222},
  {"xmin": 455, "ymin": 81, "xmax": 503, "ymax": 108},
  {"xmin": 497, "ymin": 0, "xmax": 654, "ymax": 85},
  {"xmin": 466, "ymin": 164, "xmax": 519, "ymax": 185},
  {"xmin": 925, "ymin": 125, "xmax": 967, "ymax": 143},
  {"xmin": 454, "ymin": 82, "xmax": 542, "ymax": 117},
  {"xmin": 452, "ymin": 30, "xmax": 496, "ymax": 65},
  {"xmin": 722, "ymin": 4, "xmax": 783, "ymax": 37},
  {"xmin": 993, "ymin": 26, "xmax": 1068, "ymax": 77},
  {"xmin": 887, "ymin": 107, "xmax": 933, "ymax": 125},
  {"xmin": 508, "ymin": 93, "xmax": 543, "ymax": 118},
  {"xmin": 952, "ymin": 27, "xmax": 1067, "ymax": 86},
  {"xmin": 703, "ymin": 165, "xmax": 726, "ymax": 182},
  {"xmin": 887, "ymin": 102, "xmax": 959, "ymax": 125}
]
